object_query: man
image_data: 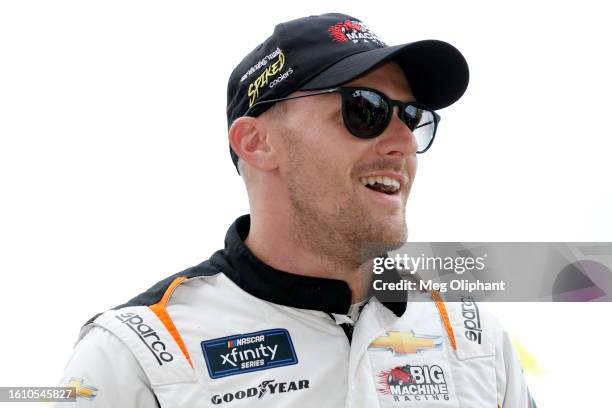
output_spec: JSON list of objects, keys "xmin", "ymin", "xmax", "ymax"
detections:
[{"xmin": 58, "ymin": 13, "xmax": 535, "ymax": 407}]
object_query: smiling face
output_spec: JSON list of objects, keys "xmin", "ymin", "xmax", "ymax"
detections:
[{"xmin": 268, "ymin": 62, "xmax": 419, "ymax": 264}]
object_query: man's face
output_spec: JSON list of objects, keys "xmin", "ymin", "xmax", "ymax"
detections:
[{"xmin": 268, "ymin": 62, "xmax": 418, "ymax": 264}]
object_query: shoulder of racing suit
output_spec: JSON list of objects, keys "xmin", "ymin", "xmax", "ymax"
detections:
[
  {"xmin": 74, "ymin": 258, "xmax": 232, "ymax": 404},
  {"xmin": 82, "ymin": 259, "xmax": 221, "ymax": 328}
]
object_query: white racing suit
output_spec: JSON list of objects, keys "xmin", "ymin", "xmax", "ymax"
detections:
[{"xmin": 58, "ymin": 215, "xmax": 536, "ymax": 407}]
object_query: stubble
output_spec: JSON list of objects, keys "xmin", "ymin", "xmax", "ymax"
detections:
[{"xmin": 283, "ymin": 132, "xmax": 408, "ymax": 270}]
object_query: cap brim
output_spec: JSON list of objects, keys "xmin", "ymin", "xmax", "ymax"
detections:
[{"xmin": 300, "ymin": 40, "xmax": 469, "ymax": 110}]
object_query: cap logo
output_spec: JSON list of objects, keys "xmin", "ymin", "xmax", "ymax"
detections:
[
  {"xmin": 241, "ymin": 47, "xmax": 282, "ymax": 83},
  {"xmin": 247, "ymin": 50, "xmax": 285, "ymax": 107},
  {"xmin": 327, "ymin": 19, "xmax": 385, "ymax": 46}
]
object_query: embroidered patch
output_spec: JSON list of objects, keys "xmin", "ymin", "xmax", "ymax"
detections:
[
  {"xmin": 369, "ymin": 330, "xmax": 443, "ymax": 355},
  {"xmin": 201, "ymin": 329, "xmax": 298, "ymax": 379}
]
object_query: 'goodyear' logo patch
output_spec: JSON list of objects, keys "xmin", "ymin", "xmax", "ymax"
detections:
[{"xmin": 201, "ymin": 329, "xmax": 298, "ymax": 379}]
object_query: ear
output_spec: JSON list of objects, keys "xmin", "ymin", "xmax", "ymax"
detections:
[{"xmin": 228, "ymin": 116, "xmax": 279, "ymax": 172}]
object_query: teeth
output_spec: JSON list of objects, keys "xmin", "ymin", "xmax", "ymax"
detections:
[{"xmin": 359, "ymin": 176, "xmax": 401, "ymax": 191}]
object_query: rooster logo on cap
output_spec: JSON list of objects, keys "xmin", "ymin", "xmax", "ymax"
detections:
[{"xmin": 327, "ymin": 19, "xmax": 385, "ymax": 45}]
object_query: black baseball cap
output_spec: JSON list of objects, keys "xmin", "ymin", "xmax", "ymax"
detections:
[{"xmin": 226, "ymin": 12, "xmax": 469, "ymax": 171}]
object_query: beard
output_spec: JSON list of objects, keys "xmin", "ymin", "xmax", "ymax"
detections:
[{"xmin": 284, "ymin": 135, "xmax": 408, "ymax": 269}]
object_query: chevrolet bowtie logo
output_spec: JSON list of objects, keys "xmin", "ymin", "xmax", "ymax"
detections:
[
  {"xmin": 63, "ymin": 377, "xmax": 98, "ymax": 400},
  {"xmin": 369, "ymin": 331, "xmax": 442, "ymax": 354}
]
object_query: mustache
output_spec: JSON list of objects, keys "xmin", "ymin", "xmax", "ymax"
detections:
[{"xmin": 352, "ymin": 159, "xmax": 408, "ymax": 176}]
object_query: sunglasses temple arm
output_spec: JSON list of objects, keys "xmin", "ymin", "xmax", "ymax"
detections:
[
  {"xmin": 244, "ymin": 88, "xmax": 339, "ymax": 116},
  {"xmin": 414, "ymin": 120, "xmax": 434, "ymax": 130}
]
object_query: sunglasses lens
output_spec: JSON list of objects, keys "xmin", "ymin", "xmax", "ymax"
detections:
[
  {"xmin": 344, "ymin": 90, "xmax": 390, "ymax": 138},
  {"xmin": 403, "ymin": 105, "xmax": 436, "ymax": 152}
]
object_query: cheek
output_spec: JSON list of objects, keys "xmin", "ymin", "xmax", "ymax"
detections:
[
  {"xmin": 281, "ymin": 110, "xmax": 365, "ymax": 186},
  {"xmin": 297, "ymin": 144, "xmax": 346, "ymax": 181},
  {"xmin": 283, "ymin": 139, "xmax": 355, "ymax": 198},
  {"xmin": 408, "ymin": 155, "xmax": 418, "ymax": 177},
  {"xmin": 312, "ymin": 139, "xmax": 360, "ymax": 184}
]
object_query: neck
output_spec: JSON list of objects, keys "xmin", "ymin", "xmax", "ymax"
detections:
[{"xmin": 245, "ymin": 210, "xmax": 372, "ymax": 304}]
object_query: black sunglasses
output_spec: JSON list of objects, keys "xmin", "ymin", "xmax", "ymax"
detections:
[{"xmin": 245, "ymin": 86, "xmax": 441, "ymax": 153}]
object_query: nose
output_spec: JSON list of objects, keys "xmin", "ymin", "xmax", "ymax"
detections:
[{"xmin": 374, "ymin": 108, "xmax": 419, "ymax": 158}]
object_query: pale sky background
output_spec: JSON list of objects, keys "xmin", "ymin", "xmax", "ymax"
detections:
[{"xmin": 1, "ymin": 1, "xmax": 611, "ymax": 406}]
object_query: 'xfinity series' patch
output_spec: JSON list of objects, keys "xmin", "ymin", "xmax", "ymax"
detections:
[{"xmin": 201, "ymin": 329, "xmax": 298, "ymax": 379}]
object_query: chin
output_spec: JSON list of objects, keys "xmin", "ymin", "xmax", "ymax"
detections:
[
  {"xmin": 359, "ymin": 223, "xmax": 407, "ymax": 263},
  {"xmin": 367, "ymin": 215, "xmax": 408, "ymax": 245}
]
